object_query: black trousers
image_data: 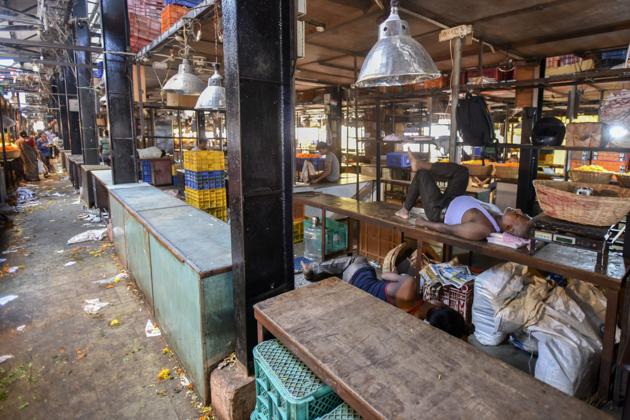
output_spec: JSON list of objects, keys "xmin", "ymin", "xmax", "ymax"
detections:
[{"xmin": 403, "ymin": 162, "xmax": 469, "ymax": 222}]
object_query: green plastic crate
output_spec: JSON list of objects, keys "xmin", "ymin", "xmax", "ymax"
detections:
[
  {"xmin": 251, "ymin": 340, "xmax": 342, "ymax": 420},
  {"xmin": 303, "ymin": 218, "xmax": 348, "ymax": 254},
  {"xmin": 315, "ymin": 403, "xmax": 362, "ymax": 420}
]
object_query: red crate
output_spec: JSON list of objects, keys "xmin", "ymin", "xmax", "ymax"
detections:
[{"xmin": 422, "ymin": 281, "xmax": 474, "ymax": 324}]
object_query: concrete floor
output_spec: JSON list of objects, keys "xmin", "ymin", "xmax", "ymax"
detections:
[{"xmin": 0, "ymin": 175, "xmax": 205, "ymax": 419}]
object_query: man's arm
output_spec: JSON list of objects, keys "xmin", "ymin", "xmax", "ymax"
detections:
[
  {"xmin": 312, "ymin": 159, "xmax": 332, "ymax": 184},
  {"xmin": 415, "ymin": 219, "xmax": 492, "ymax": 241},
  {"xmin": 381, "ymin": 272, "xmax": 412, "ymax": 282}
]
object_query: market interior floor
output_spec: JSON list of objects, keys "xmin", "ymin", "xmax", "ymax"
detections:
[{"xmin": 0, "ymin": 173, "xmax": 205, "ymax": 419}]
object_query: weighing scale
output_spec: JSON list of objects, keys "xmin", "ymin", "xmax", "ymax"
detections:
[{"xmin": 531, "ymin": 214, "xmax": 626, "ymax": 271}]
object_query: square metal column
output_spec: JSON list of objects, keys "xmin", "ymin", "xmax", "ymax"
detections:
[
  {"xmin": 222, "ymin": 0, "xmax": 296, "ymax": 372},
  {"xmin": 73, "ymin": 0, "xmax": 99, "ymax": 165},
  {"xmin": 100, "ymin": 0, "xmax": 137, "ymax": 184},
  {"xmin": 64, "ymin": 55, "xmax": 82, "ymax": 155}
]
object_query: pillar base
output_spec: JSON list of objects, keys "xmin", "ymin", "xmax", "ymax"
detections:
[{"xmin": 210, "ymin": 361, "xmax": 256, "ymax": 420}]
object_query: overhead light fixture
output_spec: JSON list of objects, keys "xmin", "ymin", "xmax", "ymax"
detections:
[
  {"xmin": 162, "ymin": 58, "xmax": 205, "ymax": 95},
  {"xmin": 355, "ymin": 0, "xmax": 440, "ymax": 87},
  {"xmin": 195, "ymin": 63, "xmax": 226, "ymax": 110}
]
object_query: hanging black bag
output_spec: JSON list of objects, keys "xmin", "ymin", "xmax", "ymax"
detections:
[{"xmin": 456, "ymin": 93, "xmax": 497, "ymax": 148}]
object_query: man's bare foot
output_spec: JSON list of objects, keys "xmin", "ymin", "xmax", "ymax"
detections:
[
  {"xmin": 407, "ymin": 150, "xmax": 418, "ymax": 172},
  {"xmin": 301, "ymin": 261, "xmax": 314, "ymax": 280},
  {"xmin": 395, "ymin": 208, "xmax": 410, "ymax": 219},
  {"xmin": 407, "ymin": 150, "xmax": 431, "ymax": 172}
]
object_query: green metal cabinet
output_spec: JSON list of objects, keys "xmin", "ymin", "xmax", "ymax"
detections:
[{"xmin": 107, "ymin": 183, "xmax": 234, "ymax": 403}]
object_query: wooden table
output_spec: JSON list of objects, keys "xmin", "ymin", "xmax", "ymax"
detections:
[
  {"xmin": 294, "ymin": 192, "xmax": 630, "ymax": 400},
  {"xmin": 255, "ymin": 278, "xmax": 610, "ymax": 419}
]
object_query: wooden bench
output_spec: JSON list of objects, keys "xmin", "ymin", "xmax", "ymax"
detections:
[
  {"xmin": 255, "ymin": 278, "xmax": 610, "ymax": 419},
  {"xmin": 294, "ymin": 192, "xmax": 630, "ymax": 400}
]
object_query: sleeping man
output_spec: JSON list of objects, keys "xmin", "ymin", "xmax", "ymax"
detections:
[
  {"xmin": 301, "ymin": 256, "xmax": 470, "ymax": 339},
  {"xmin": 395, "ymin": 151, "xmax": 533, "ymax": 241}
]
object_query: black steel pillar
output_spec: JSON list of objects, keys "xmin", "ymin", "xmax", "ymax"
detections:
[
  {"xmin": 196, "ymin": 110, "xmax": 206, "ymax": 144},
  {"xmin": 58, "ymin": 73, "xmax": 71, "ymax": 150},
  {"xmin": 73, "ymin": 0, "xmax": 99, "ymax": 164},
  {"xmin": 100, "ymin": 0, "xmax": 137, "ymax": 184},
  {"xmin": 64, "ymin": 58, "xmax": 82, "ymax": 155},
  {"xmin": 516, "ymin": 107, "xmax": 538, "ymax": 214},
  {"xmin": 327, "ymin": 86, "xmax": 342, "ymax": 163},
  {"xmin": 222, "ymin": 0, "xmax": 295, "ymax": 372}
]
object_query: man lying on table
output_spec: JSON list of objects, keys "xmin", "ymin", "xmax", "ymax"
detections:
[
  {"xmin": 301, "ymin": 256, "xmax": 470, "ymax": 339},
  {"xmin": 395, "ymin": 151, "xmax": 533, "ymax": 241}
]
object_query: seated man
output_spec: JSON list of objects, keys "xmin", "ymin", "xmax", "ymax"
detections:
[
  {"xmin": 300, "ymin": 142, "xmax": 340, "ymax": 184},
  {"xmin": 395, "ymin": 151, "xmax": 532, "ymax": 241},
  {"xmin": 301, "ymin": 256, "xmax": 470, "ymax": 339}
]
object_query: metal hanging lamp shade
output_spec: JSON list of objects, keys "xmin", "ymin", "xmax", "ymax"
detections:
[
  {"xmin": 195, "ymin": 63, "xmax": 226, "ymax": 110},
  {"xmin": 355, "ymin": 1, "xmax": 440, "ymax": 87},
  {"xmin": 162, "ymin": 58, "xmax": 205, "ymax": 95}
]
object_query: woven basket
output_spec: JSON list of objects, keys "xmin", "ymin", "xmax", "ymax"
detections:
[
  {"xmin": 569, "ymin": 170, "xmax": 612, "ymax": 184},
  {"xmin": 463, "ymin": 163, "xmax": 493, "ymax": 178},
  {"xmin": 534, "ymin": 180, "xmax": 630, "ymax": 226},
  {"xmin": 494, "ymin": 165, "xmax": 519, "ymax": 180},
  {"xmin": 617, "ymin": 173, "xmax": 630, "ymax": 188}
]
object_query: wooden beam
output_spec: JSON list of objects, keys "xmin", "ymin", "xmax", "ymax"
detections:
[{"xmin": 510, "ymin": 19, "xmax": 630, "ymax": 49}]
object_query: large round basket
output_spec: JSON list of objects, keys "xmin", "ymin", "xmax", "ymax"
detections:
[
  {"xmin": 494, "ymin": 164, "xmax": 519, "ymax": 180},
  {"xmin": 569, "ymin": 170, "xmax": 612, "ymax": 184},
  {"xmin": 534, "ymin": 180, "xmax": 630, "ymax": 226},
  {"xmin": 617, "ymin": 173, "xmax": 630, "ymax": 188},
  {"xmin": 463, "ymin": 163, "xmax": 493, "ymax": 178}
]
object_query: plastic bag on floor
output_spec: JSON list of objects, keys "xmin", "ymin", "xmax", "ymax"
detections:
[
  {"xmin": 67, "ymin": 228, "xmax": 107, "ymax": 244},
  {"xmin": 472, "ymin": 262, "xmax": 528, "ymax": 345},
  {"xmin": 496, "ymin": 276, "xmax": 551, "ymax": 335},
  {"xmin": 565, "ymin": 278, "xmax": 620, "ymax": 343},
  {"xmin": 528, "ymin": 287, "xmax": 602, "ymax": 397}
]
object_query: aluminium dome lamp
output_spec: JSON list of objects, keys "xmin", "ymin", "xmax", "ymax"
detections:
[
  {"xmin": 162, "ymin": 58, "xmax": 205, "ymax": 95},
  {"xmin": 355, "ymin": 0, "xmax": 440, "ymax": 87},
  {"xmin": 195, "ymin": 63, "xmax": 226, "ymax": 110}
]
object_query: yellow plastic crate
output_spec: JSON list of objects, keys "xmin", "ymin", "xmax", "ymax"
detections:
[
  {"xmin": 185, "ymin": 187, "xmax": 227, "ymax": 210},
  {"xmin": 183, "ymin": 150, "xmax": 225, "ymax": 172},
  {"xmin": 208, "ymin": 207, "xmax": 228, "ymax": 222},
  {"xmin": 293, "ymin": 218, "xmax": 304, "ymax": 243}
]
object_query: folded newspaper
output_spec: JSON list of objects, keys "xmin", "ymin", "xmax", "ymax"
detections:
[{"xmin": 419, "ymin": 262, "xmax": 475, "ymax": 289}]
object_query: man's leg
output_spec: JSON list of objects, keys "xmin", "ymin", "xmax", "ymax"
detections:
[
  {"xmin": 303, "ymin": 255, "xmax": 370, "ymax": 282},
  {"xmin": 402, "ymin": 169, "xmax": 444, "ymax": 222},
  {"xmin": 430, "ymin": 162, "xmax": 469, "ymax": 207}
]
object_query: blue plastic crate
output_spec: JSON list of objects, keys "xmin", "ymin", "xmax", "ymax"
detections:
[
  {"xmin": 184, "ymin": 170, "xmax": 225, "ymax": 190},
  {"xmin": 141, "ymin": 170, "xmax": 152, "ymax": 183},
  {"xmin": 252, "ymin": 340, "xmax": 342, "ymax": 420},
  {"xmin": 163, "ymin": 0, "xmax": 202, "ymax": 6},
  {"xmin": 386, "ymin": 152, "xmax": 411, "ymax": 168}
]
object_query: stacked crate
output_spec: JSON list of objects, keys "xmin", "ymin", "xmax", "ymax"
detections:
[
  {"xmin": 128, "ymin": 0, "xmax": 162, "ymax": 52},
  {"xmin": 161, "ymin": 3, "xmax": 189, "ymax": 33},
  {"xmin": 183, "ymin": 150, "xmax": 228, "ymax": 221}
]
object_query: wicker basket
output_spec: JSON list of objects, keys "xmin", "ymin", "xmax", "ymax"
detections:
[
  {"xmin": 534, "ymin": 180, "xmax": 630, "ymax": 226},
  {"xmin": 463, "ymin": 163, "xmax": 493, "ymax": 178},
  {"xmin": 569, "ymin": 170, "xmax": 612, "ymax": 184},
  {"xmin": 494, "ymin": 164, "xmax": 519, "ymax": 180},
  {"xmin": 617, "ymin": 173, "xmax": 630, "ymax": 188}
]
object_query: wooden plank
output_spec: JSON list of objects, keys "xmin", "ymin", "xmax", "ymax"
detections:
[
  {"xmin": 255, "ymin": 279, "xmax": 610, "ymax": 419},
  {"xmin": 293, "ymin": 193, "xmax": 628, "ymax": 289}
]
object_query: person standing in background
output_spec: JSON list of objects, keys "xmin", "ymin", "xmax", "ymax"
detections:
[
  {"xmin": 37, "ymin": 132, "xmax": 54, "ymax": 172},
  {"xmin": 15, "ymin": 131, "xmax": 39, "ymax": 181},
  {"xmin": 98, "ymin": 129, "xmax": 111, "ymax": 165}
]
